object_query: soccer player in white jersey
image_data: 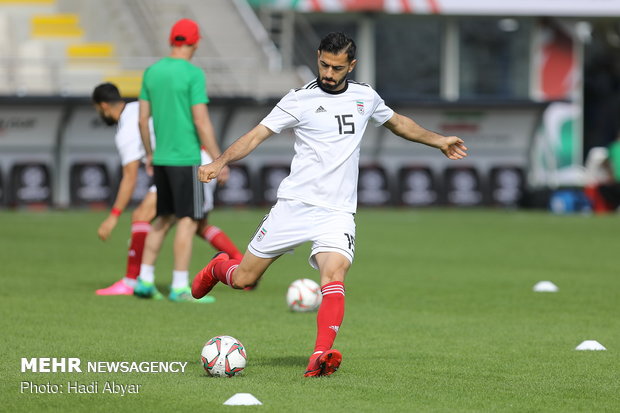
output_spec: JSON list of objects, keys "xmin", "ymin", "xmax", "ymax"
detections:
[
  {"xmin": 91, "ymin": 83, "xmax": 243, "ymax": 300},
  {"xmin": 191, "ymin": 33, "xmax": 467, "ymax": 376}
]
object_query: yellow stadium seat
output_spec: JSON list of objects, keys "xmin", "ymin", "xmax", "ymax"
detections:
[
  {"xmin": 67, "ymin": 43, "xmax": 115, "ymax": 58},
  {"xmin": 104, "ymin": 72, "xmax": 143, "ymax": 98},
  {"xmin": 31, "ymin": 14, "xmax": 83, "ymax": 38},
  {"xmin": 0, "ymin": 0, "xmax": 55, "ymax": 4}
]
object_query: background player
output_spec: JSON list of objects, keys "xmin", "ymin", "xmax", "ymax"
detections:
[
  {"xmin": 134, "ymin": 19, "xmax": 234, "ymax": 302},
  {"xmin": 91, "ymin": 82, "xmax": 242, "ymax": 299},
  {"xmin": 191, "ymin": 32, "xmax": 467, "ymax": 376}
]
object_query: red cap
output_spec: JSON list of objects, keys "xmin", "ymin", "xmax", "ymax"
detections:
[{"xmin": 169, "ymin": 18, "xmax": 200, "ymax": 46}]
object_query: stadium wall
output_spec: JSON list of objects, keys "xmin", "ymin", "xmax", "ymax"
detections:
[{"xmin": 0, "ymin": 97, "xmax": 547, "ymax": 210}]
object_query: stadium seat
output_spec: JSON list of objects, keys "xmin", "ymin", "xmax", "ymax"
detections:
[
  {"xmin": 1, "ymin": 0, "xmax": 55, "ymax": 4},
  {"xmin": 2, "ymin": 0, "xmax": 302, "ymax": 98},
  {"xmin": 103, "ymin": 71, "xmax": 143, "ymax": 98},
  {"xmin": 67, "ymin": 43, "xmax": 114, "ymax": 58},
  {"xmin": 31, "ymin": 13, "xmax": 83, "ymax": 38},
  {"xmin": 66, "ymin": 42, "xmax": 117, "ymax": 69}
]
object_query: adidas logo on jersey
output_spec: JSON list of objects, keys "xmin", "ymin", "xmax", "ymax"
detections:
[{"xmin": 315, "ymin": 106, "xmax": 327, "ymax": 113}]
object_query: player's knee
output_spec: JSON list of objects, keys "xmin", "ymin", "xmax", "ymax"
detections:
[
  {"xmin": 322, "ymin": 271, "xmax": 346, "ymax": 285},
  {"xmin": 131, "ymin": 209, "xmax": 147, "ymax": 222},
  {"xmin": 151, "ymin": 215, "xmax": 174, "ymax": 232},
  {"xmin": 132, "ymin": 200, "xmax": 156, "ymax": 222},
  {"xmin": 320, "ymin": 265, "xmax": 348, "ymax": 285}
]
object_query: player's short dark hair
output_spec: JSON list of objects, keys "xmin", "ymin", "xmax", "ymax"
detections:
[
  {"xmin": 92, "ymin": 82, "xmax": 122, "ymax": 104},
  {"xmin": 318, "ymin": 32, "xmax": 356, "ymax": 62}
]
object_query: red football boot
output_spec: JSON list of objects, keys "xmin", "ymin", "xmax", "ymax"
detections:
[
  {"xmin": 191, "ymin": 252, "xmax": 229, "ymax": 299},
  {"xmin": 303, "ymin": 349, "xmax": 342, "ymax": 377}
]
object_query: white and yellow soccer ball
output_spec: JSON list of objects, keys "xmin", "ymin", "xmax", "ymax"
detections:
[
  {"xmin": 201, "ymin": 335, "xmax": 247, "ymax": 377},
  {"xmin": 286, "ymin": 278, "xmax": 322, "ymax": 312}
]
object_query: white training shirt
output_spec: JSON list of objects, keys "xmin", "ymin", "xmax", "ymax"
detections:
[
  {"xmin": 260, "ymin": 79, "xmax": 394, "ymax": 213},
  {"xmin": 115, "ymin": 101, "xmax": 155, "ymax": 166}
]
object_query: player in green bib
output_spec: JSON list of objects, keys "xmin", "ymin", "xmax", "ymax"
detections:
[{"xmin": 135, "ymin": 18, "xmax": 230, "ymax": 302}]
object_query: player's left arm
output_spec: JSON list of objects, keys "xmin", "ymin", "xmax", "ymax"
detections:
[{"xmin": 383, "ymin": 112, "xmax": 468, "ymax": 160}]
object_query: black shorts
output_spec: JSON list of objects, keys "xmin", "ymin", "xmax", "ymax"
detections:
[{"xmin": 153, "ymin": 165, "xmax": 205, "ymax": 220}]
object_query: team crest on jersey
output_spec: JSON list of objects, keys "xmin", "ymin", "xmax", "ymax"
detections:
[
  {"xmin": 256, "ymin": 227, "xmax": 267, "ymax": 242},
  {"xmin": 356, "ymin": 101, "xmax": 364, "ymax": 115}
]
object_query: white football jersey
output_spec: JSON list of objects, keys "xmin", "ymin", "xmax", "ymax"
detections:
[
  {"xmin": 260, "ymin": 79, "xmax": 394, "ymax": 213},
  {"xmin": 115, "ymin": 101, "xmax": 155, "ymax": 166}
]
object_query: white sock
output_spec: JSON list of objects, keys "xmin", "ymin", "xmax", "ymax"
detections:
[
  {"xmin": 139, "ymin": 264, "xmax": 155, "ymax": 283},
  {"xmin": 171, "ymin": 270, "xmax": 189, "ymax": 290},
  {"xmin": 123, "ymin": 277, "xmax": 137, "ymax": 288}
]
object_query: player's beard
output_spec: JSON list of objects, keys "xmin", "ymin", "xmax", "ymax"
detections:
[
  {"xmin": 319, "ymin": 74, "xmax": 347, "ymax": 91},
  {"xmin": 99, "ymin": 114, "xmax": 117, "ymax": 126}
]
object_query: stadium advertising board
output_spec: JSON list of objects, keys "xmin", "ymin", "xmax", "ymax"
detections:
[
  {"xmin": 70, "ymin": 163, "xmax": 112, "ymax": 207},
  {"xmin": 0, "ymin": 105, "xmax": 61, "ymax": 208},
  {"xmin": 398, "ymin": 166, "xmax": 439, "ymax": 207},
  {"xmin": 358, "ymin": 165, "xmax": 391, "ymax": 206},
  {"xmin": 10, "ymin": 163, "xmax": 52, "ymax": 207},
  {"xmin": 444, "ymin": 166, "xmax": 483, "ymax": 207},
  {"xmin": 260, "ymin": 165, "xmax": 290, "ymax": 205},
  {"xmin": 488, "ymin": 166, "xmax": 525, "ymax": 207}
]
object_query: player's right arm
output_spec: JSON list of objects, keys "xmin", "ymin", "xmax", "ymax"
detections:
[
  {"xmin": 192, "ymin": 103, "xmax": 229, "ymax": 185},
  {"xmin": 138, "ymin": 99, "xmax": 153, "ymax": 175},
  {"xmin": 198, "ymin": 124, "xmax": 273, "ymax": 183},
  {"xmin": 98, "ymin": 160, "xmax": 139, "ymax": 240}
]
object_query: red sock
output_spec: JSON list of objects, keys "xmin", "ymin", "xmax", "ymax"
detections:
[
  {"xmin": 125, "ymin": 221, "xmax": 150, "ymax": 279},
  {"xmin": 213, "ymin": 258, "xmax": 241, "ymax": 287},
  {"xmin": 313, "ymin": 282, "xmax": 345, "ymax": 353},
  {"xmin": 202, "ymin": 225, "xmax": 243, "ymax": 260}
]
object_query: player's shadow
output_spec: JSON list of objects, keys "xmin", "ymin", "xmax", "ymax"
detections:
[{"xmin": 254, "ymin": 355, "xmax": 307, "ymax": 367}]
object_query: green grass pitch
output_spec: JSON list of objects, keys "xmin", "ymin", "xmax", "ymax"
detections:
[{"xmin": 1, "ymin": 208, "xmax": 619, "ymax": 412}]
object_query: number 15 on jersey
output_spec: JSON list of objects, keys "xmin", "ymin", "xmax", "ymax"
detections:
[{"xmin": 335, "ymin": 114, "xmax": 355, "ymax": 135}]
